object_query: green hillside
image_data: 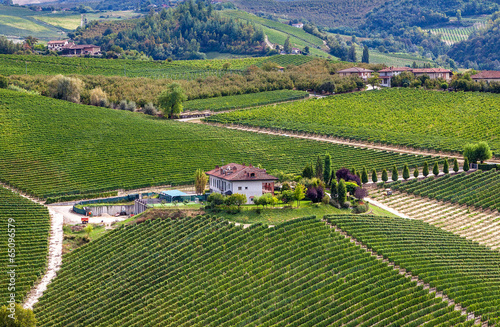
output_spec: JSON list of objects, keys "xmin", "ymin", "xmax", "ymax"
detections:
[
  {"xmin": 34, "ymin": 216, "xmax": 471, "ymax": 326},
  {"xmin": 0, "ymin": 186, "xmax": 50, "ymax": 304},
  {"xmin": 207, "ymin": 88, "xmax": 500, "ymax": 156},
  {"xmin": 327, "ymin": 214, "xmax": 500, "ymax": 325},
  {"xmin": 0, "ymin": 5, "xmax": 63, "ymax": 41},
  {"xmin": 0, "ymin": 89, "xmax": 433, "ymax": 198}
]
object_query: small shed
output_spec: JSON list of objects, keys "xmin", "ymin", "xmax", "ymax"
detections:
[{"xmin": 159, "ymin": 190, "xmax": 190, "ymax": 203}]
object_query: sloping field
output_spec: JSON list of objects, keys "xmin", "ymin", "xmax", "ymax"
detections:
[
  {"xmin": 0, "ymin": 5, "xmax": 62, "ymax": 40},
  {"xmin": 0, "ymin": 186, "xmax": 50, "ymax": 304},
  {"xmin": 370, "ymin": 187, "xmax": 500, "ymax": 250},
  {"xmin": 0, "ymin": 89, "xmax": 434, "ymax": 198},
  {"xmin": 207, "ymin": 88, "xmax": 500, "ymax": 156},
  {"xmin": 35, "ymin": 216, "xmax": 471, "ymax": 326},
  {"xmin": 327, "ymin": 214, "xmax": 500, "ymax": 325}
]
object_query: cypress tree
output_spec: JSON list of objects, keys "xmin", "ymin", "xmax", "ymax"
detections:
[
  {"xmin": 302, "ymin": 163, "xmax": 314, "ymax": 178},
  {"xmin": 414, "ymin": 167, "xmax": 419, "ymax": 178},
  {"xmin": 433, "ymin": 162, "xmax": 439, "ymax": 176},
  {"xmin": 351, "ymin": 167, "xmax": 356, "ymax": 176},
  {"xmin": 372, "ymin": 169, "xmax": 378, "ymax": 183},
  {"xmin": 348, "ymin": 44, "xmax": 356, "ymax": 62},
  {"xmin": 362, "ymin": 45, "xmax": 369, "ymax": 63},
  {"xmin": 382, "ymin": 169, "xmax": 388, "ymax": 182},
  {"xmin": 423, "ymin": 161, "xmax": 429, "ymax": 177},
  {"xmin": 403, "ymin": 164, "xmax": 410, "ymax": 180},
  {"xmin": 315, "ymin": 155, "xmax": 323, "ymax": 180},
  {"xmin": 338, "ymin": 179, "xmax": 347, "ymax": 205},
  {"xmin": 361, "ymin": 167, "xmax": 369, "ymax": 184},
  {"xmin": 330, "ymin": 179, "xmax": 338, "ymax": 198},
  {"xmin": 463, "ymin": 157, "xmax": 470, "ymax": 171},
  {"xmin": 323, "ymin": 153, "xmax": 332, "ymax": 183},
  {"xmin": 392, "ymin": 165, "xmax": 399, "ymax": 182},
  {"xmin": 356, "ymin": 171, "xmax": 362, "ymax": 182},
  {"xmin": 443, "ymin": 158, "xmax": 449, "ymax": 174},
  {"xmin": 453, "ymin": 158, "xmax": 459, "ymax": 173}
]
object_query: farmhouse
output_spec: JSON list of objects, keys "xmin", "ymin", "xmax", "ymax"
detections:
[
  {"xmin": 292, "ymin": 23, "xmax": 304, "ymax": 28},
  {"xmin": 47, "ymin": 40, "xmax": 69, "ymax": 52},
  {"xmin": 471, "ymin": 71, "xmax": 500, "ymax": 83},
  {"xmin": 412, "ymin": 68, "xmax": 452, "ymax": 82},
  {"xmin": 61, "ymin": 42, "xmax": 101, "ymax": 56},
  {"xmin": 378, "ymin": 67, "xmax": 413, "ymax": 87},
  {"xmin": 291, "ymin": 48, "xmax": 302, "ymax": 55},
  {"xmin": 337, "ymin": 67, "xmax": 374, "ymax": 80},
  {"xmin": 206, "ymin": 163, "xmax": 278, "ymax": 204}
]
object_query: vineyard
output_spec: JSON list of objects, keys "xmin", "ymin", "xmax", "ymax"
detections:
[
  {"xmin": 327, "ymin": 214, "xmax": 500, "ymax": 325},
  {"xmin": 206, "ymin": 88, "xmax": 500, "ymax": 156},
  {"xmin": 0, "ymin": 54, "xmax": 312, "ymax": 80},
  {"xmin": 34, "ymin": 216, "xmax": 474, "ymax": 326},
  {"xmin": 391, "ymin": 170, "xmax": 500, "ymax": 211},
  {"xmin": 0, "ymin": 186, "xmax": 50, "ymax": 304},
  {"xmin": 428, "ymin": 27, "xmax": 474, "ymax": 45},
  {"xmin": 0, "ymin": 89, "xmax": 434, "ymax": 198},
  {"xmin": 184, "ymin": 90, "xmax": 309, "ymax": 112}
]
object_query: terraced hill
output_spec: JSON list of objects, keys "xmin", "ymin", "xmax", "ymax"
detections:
[
  {"xmin": 327, "ymin": 214, "xmax": 500, "ymax": 325},
  {"xmin": 0, "ymin": 185, "xmax": 50, "ymax": 304},
  {"xmin": 0, "ymin": 89, "xmax": 434, "ymax": 198},
  {"xmin": 207, "ymin": 88, "xmax": 500, "ymax": 156},
  {"xmin": 35, "ymin": 216, "xmax": 473, "ymax": 326}
]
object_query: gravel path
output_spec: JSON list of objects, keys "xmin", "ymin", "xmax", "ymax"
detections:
[{"xmin": 365, "ymin": 197, "xmax": 412, "ymax": 219}]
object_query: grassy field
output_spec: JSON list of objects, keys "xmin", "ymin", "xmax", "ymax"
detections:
[
  {"xmin": 34, "ymin": 216, "xmax": 467, "ymax": 326},
  {"xmin": 355, "ymin": 47, "xmax": 433, "ymax": 66},
  {"xmin": 207, "ymin": 88, "xmax": 500, "ymax": 156},
  {"xmin": 0, "ymin": 5, "xmax": 62, "ymax": 40},
  {"xmin": 0, "ymin": 89, "xmax": 434, "ymax": 198}
]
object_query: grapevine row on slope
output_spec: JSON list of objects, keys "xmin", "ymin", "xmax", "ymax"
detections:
[
  {"xmin": 0, "ymin": 89, "xmax": 433, "ymax": 198},
  {"xmin": 206, "ymin": 88, "xmax": 500, "ymax": 156},
  {"xmin": 326, "ymin": 214, "xmax": 500, "ymax": 325},
  {"xmin": 0, "ymin": 186, "xmax": 50, "ymax": 304},
  {"xmin": 34, "ymin": 216, "xmax": 471, "ymax": 327},
  {"xmin": 391, "ymin": 170, "xmax": 500, "ymax": 211}
]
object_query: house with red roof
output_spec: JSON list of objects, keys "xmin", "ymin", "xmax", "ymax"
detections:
[
  {"xmin": 206, "ymin": 163, "xmax": 278, "ymax": 204},
  {"xmin": 471, "ymin": 71, "xmax": 500, "ymax": 83},
  {"xmin": 337, "ymin": 67, "xmax": 374, "ymax": 80},
  {"xmin": 47, "ymin": 40, "xmax": 69, "ymax": 52},
  {"xmin": 61, "ymin": 42, "xmax": 101, "ymax": 56},
  {"xmin": 412, "ymin": 68, "xmax": 452, "ymax": 82},
  {"xmin": 378, "ymin": 67, "xmax": 413, "ymax": 87}
]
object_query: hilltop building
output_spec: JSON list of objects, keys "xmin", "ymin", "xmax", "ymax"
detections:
[
  {"xmin": 292, "ymin": 23, "xmax": 304, "ymax": 28},
  {"xmin": 337, "ymin": 67, "xmax": 374, "ymax": 80},
  {"xmin": 47, "ymin": 40, "xmax": 101, "ymax": 56},
  {"xmin": 206, "ymin": 163, "xmax": 278, "ymax": 204},
  {"xmin": 47, "ymin": 40, "xmax": 69, "ymax": 52},
  {"xmin": 412, "ymin": 68, "xmax": 452, "ymax": 81},
  {"xmin": 471, "ymin": 71, "xmax": 500, "ymax": 83},
  {"xmin": 378, "ymin": 67, "xmax": 413, "ymax": 87}
]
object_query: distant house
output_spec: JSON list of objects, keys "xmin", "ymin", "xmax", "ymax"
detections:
[
  {"xmin": 206, "ymin": 163, "xmax": 278, "ymax": 204},
  {"xmin": 291, "ymin": 48, "xmax": 302, "ymax": 55},
  {"xmin": 337, "ymin": 67, "xmax": 374, "ymax": 80},
  {"xmin": 292, "ymin": 23, "xmax": 304, "ymax": 28},
  {"xmin": 412, "ymin": 68, "xmax": 452, "ymax": 82},
  {"xmin": 47, "ymin": 40, "xmax": 69, "ymax": 52},
  {"xmin": 471, "ymin": 71, "xmax": 500, "ymax": 83},
  {"xmin": 378, "ymin": 67, "xmax": 413, "ymax": 87},
  {"xmin": 61, "ymin": 42, "xmax": 101, "ymax": 56}
]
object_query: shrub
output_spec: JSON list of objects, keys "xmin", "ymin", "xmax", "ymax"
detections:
[
  {"xmin": 119, "ymin": 100, "xmax": 136, "ymax": 112},
  {"xmin": 414, "ymin": 167, "xmax": 419, "ymax": 178},
  {"xmin": 433, "ymin": 162, "xmax": 439, "ymax": 176},
  {"xmin": 352, "ymin": 202, "xmax": 369, "ymax": 214},
  {"xmin": 453, "ymin": 158, "xmax": 459, "ymax": 173},
  {"xmin": 372, "ymin": 169, "xmax": 378, "ymax": 183},
  {"xmin": 362, "ymin": 167, "xmax": 369, "ymax": 184},
  {"xmin": 382, "ymin": 169, "xmax": 388, "ymax": 182},
  {"xmin": 90, "ymin": 87, "xmax": 109, "ymax": 107},
  {"xmin": 143, "ymin": 103, "xmax": 157, "ymax": 115},
  {"xmin": 463, "ymin": 157, "xmax": 470, "ymax": 171},
  {"xmin": 307, "ymin": 186, "xmax": 325, "ymax": 203},
  {"xmin": 48, "ymin": 75, "xmax": 84, "ymax": 103},
  {"xmin": 443, "ymin": 158, "xmax": 449, "ymax": 174},
  {"xmin": 354, "ymin": 187, "xmax": 368, "ymax": 200},
  {"xmin": 403, "ymin": 164, "xmax": 410, "ymax": 180},
  {"xmin": 423, "ymin": 161, "xmax": 429, "ymax": 177},
  {"xmin": 392, "ymin": 165, "xmax": 398, "ymax": 181},
  {"xmin": 0, "ymin": 74, "xmax": 8, "ymax": 88},
  {"xmin": 338, "ymin": 179, "xmax": 347, "ymax": 205}
]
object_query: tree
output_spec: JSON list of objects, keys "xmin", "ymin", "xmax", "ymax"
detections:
[
  {"xmin": 231, "ymin": 193, "xmax": 247, "ymax": 207},
  {"xmin": 382, "ymin": 169, "xmax": 388, "ymax": 182},
  {"xmin": 330, "ymin": 179, "xmax": 338, "ymax": 198},
  {"xmin": 48, "ymin": 75, "xmax": 84, "ymax": 103},
  {"xmin": 315, "ymin": 156, "xmax": 323, "ymax": 180},
  {"xmin": 90, "ymin": 87, "xmax": 108, "ymax": 107},
  {"xmin": 463, "ymin": 157, "xmax": 470, "ymax": 171},
  {"xmin": 354, "ymin": 187, "xmax": 368, "ymax": 200},
  {"xmin": 361, "ymin": 167, "xmax": 369, "ymax": 184},
  {"xmin": 306, "ymin": 186, "xmax": 324, "ymax": 203},
  {"xmin": 456, "ymin": 9, "xmax": 462, "ymax": 23},
  {"xmin": 453, "ymin": 158, "xmax": 459, "ymax": 173},
  {"xmin": 280, "ymin": 190, "xmax": 294, "ymax": 204},
  {"xmin": 0, "ymin": 304, "xmax": 36, "ymax": 327},
  {"xmin": 414, "ymin": 167, "xmax": 419, "ymax": 178},
  {"xmin": 392, "ymin": 165, "xmax": 399, "ymax": 182},
  {"xmin": 337, "ymin": 179, "xmax": 347, "ymax": 205},
  {"xmin": 284, "ymin": 36, "xmax": 291, "ymax": 54},
  {"xmin": 304, "ymin": 46, "xmax": 310, "ymax": 55},
  {"xmin": 371, "ymin": 169, "xmax": 378, "ymax": 183},
  {"xmin": 157, "ymin": 83, "xmax": 187, "ymax": 118},
  {"xmin": 0, "ymin": 75, "xmax": 8, "ymax": 88},
  {"xmin": 84, "ymin": 224, "xmax": 93, "ymax": 237},
  {"xmin": 463, "ymin": 142, "xmax": 492, "ymax": 163},
  {"xmin": 24, "ymin": 36, "xmax": 38, "ymax": 50},
  {"xmin": 433, "ymin": 162, "xmax": 440, "ymax": 176},
  {"xmin": 423, "ymin": 161, "xmax": 429, "ymax": 177},
  {"xmin": 348, "ymin": 44, "xmax": 356, "ymax": 62},
  {"xmin": 443, "ymin": 159, "xmax": 449, "ymax": 174},
  {"xmin": 323, "ymin": 153, "xmax": 332, "ymax": 184},
  {"xmin": 194, "ymin": 169, "xmax": 207, "ymax": 194},
  {"xmin": 361, "ymin": 45, "xmax": 369, "ymax": 63},
  {"xmin": 403, "ymin": 164, "xmax": 410, "ymax": 180},
  {"xmin": 367, "ymin": 73, "xmax": 380, "ymax": 89},
  {"xmin": 302, "ymin": 163, "xmax": 314, "ymax": 178},
  {"xmin": 207, "ymin": 193, "xmax": 224, "ymax": 208},
  {"xmin": 294, "ymin": 184, "xmax": 305, "ymax": 207}
]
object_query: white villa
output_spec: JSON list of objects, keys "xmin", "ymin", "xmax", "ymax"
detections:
[
  {"xmin": 378, "ymin": 67, "xmax": 413, "ymax": 87},
  {"xmin": 206, "ymin": 163, "xmax": 278, "ymax": 204},
  {"xmin": 337, "ymin": 67, "xmax": 374, "ymax": 81}
]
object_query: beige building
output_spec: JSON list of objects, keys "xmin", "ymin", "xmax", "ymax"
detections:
[
  {"xmin": 471, "ymin": 71, "xmax": 500, "ymax": 83},
  {"xmin": 337, "ymin": 67, "xmax": 374, "ymax": 80}
]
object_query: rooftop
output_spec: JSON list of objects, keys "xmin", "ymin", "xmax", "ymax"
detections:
[
  {"xmin": 160, "ymin": 190, "xmax": 188, "ymax": 197},
  {"xmin": 337, "ymin": 67, "xmax": 374, "ymax": 73},
  {"xmin": 412, "ymin": 68, "xmax": 452, "ymax": 73},
  {"xmin": 471, "ymin": 71, "xmax": 500, "ymax": 79},
  {"xmin": 378, "ymin": 67, "xmax": 413, "ymax": 73},
  {"xmin": 206, "ymin": 163, "xmax": 278, "ymax": 181}
]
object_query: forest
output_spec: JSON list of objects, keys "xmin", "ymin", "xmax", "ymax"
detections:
[{"xmin": 71, "ymin": 0, "xmax": 267, "ymax": 60}]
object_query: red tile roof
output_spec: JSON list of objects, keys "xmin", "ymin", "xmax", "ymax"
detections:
[
  {"xmin": 412, "ymin": 68, "xmax": 452, "ymax": 73},
  {"xmin": 471, "ymin": 71, "xmax": 500, "ymax": 79},
  {"xmin": 337, "ymin": 67, "xmax": 374, "ymax": 73},
  {"xmin": 378, "ymin": 67, "xmax": 413, "ymax": 73},
  {"xmin": 206, "ymin": 163, "xmax": 278, "ymax": 181},
  {"xmin": 48, "ymin": 40, "xmax": 67, "ymax": 44}
]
